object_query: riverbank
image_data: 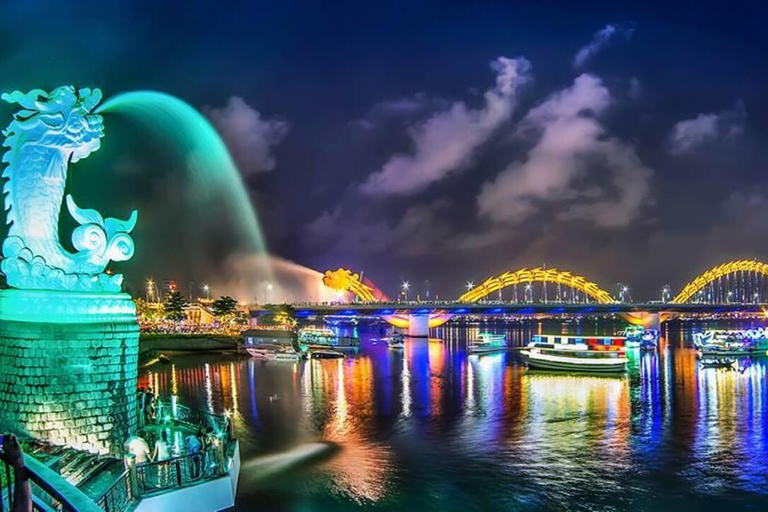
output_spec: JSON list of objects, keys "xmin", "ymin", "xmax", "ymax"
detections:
[{"xmin": 139, "ymin": 334, "xmax": 244, "ymax": 360}]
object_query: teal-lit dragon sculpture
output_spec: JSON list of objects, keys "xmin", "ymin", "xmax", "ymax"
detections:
[{"xmin": 1, "ymin": 86, "xmax": 137, "ymax": 292}]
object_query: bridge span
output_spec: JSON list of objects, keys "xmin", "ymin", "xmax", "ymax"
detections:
[{"xmin": 295, "ymin": 302, "xmax": 768, "ymax": 337}]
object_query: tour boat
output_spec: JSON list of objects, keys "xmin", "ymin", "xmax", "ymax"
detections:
[
  {"xmin": 468, "ymin": 332, "xmax": 507, "ymax": 354},
  {"xmin": 386, "ymin": 334, "xmax": 405, "ymax": 350},
  {"xmin": 692, "ymin": 329, "xmax": 768, "ymax": 356},
  {"xmin": 298, "ymin": 326, "xmax": 337, "ymax": 347},
  {"xmin": 521, "ymin": 334, "xmax": 628, "ymax": 374}
]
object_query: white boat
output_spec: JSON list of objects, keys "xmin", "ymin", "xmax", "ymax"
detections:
[
  {"xmin": 693, "ymin": 330, "xmax": 768, "ymax": 356},
  {"xmin": 246, "ymin": 344, "xmax": 286, "ymax": 358},
  {"xmin": 521, "ymin": 334, "xmax": 628, "ymax": 374},
  {"xmin": 265, "ymin": 350, "xmax": 301, "ymax": 362},
  {"xmin": 310, "ymin": 349, "xmax": 345, "ymax": 359},
  {"xmin": 468, "ymin": 333, "xmax": 507, "ymax": 354},
  {"xmin": 386, "ymin": 334, "xmax": 404, "ymax": 349}
]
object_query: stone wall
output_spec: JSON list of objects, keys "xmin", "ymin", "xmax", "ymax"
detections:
[{"xmin": 0, "ymin": 290, "xmax": 139, "ymax": 456}]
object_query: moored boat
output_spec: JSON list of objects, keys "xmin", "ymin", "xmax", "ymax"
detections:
[
  {"xmin": 386, "ymin": 333, "xmax": 405, "ymax": 349},
  {"xmin": 521, "ymin": 334, "xmax": 628, "ymax": 374},
  {"xmin": 310, "ymin": 349, "xmax": 345, "ymax": 359},
  {"xmin": 468, "ymin": 332, "xmax": 507, "ymax": 354}
]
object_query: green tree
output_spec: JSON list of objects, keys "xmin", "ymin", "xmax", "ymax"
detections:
[
  {"xmin": 163, "ymin": 291, "xmax": 188, "ymax": 322},
  {"xmin": 212, "ymin": 296, "xmax": 238, "ymax": 319}
]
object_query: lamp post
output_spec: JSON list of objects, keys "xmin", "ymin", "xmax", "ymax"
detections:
[
  {"xmin": 203, "ymin": 284, "xmax": 210, "ymax": 300},
  {"xmin": 146, "ymin": 278, "xmax": 155, "ymax": 303},
  {"xmin": 466, "ymin": 281, "xmax": 474, "ymax": 293},
  {"xmin": 401, "ymin": 281, "xmax": 410, "ymax": 302},
  {"xmin": 661, "ymin": 285, "xmax": 671, "ymax": 303},
  {"xmin": 618, "ymin": 284, "xmax": 629, "ymax": 303}
]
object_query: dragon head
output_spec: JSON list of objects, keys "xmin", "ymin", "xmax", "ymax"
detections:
[
  {"xmin": 2, "ymin": 86, "xmax": 104, "ymax": 163},
  {"xmin": 322, "ymin": 268, "xmax": 360, "ymax": 292}
]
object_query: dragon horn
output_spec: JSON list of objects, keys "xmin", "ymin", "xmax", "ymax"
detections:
[
  {"xmin": 82, "ymin": 89, "xmax": 103, "ymax": 112},
  {"xmin": 1, "ymin": 89, "xmax": 47, "ymax": 110}
]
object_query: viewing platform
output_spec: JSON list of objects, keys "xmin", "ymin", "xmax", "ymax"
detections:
[{"xmin": 1, "ymin": 399, "xmax": 239, "ymax": 512}]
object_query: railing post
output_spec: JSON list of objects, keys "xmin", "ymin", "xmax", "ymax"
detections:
[
  {"xmin": 175, "ymin": 460, "xmax": 182, "ymax": 487},
  {"xmin": 171, "ymin": 394, "xmax": 178, "ymax": 420},
  {"xmin": 125, "ymin": 454, "xmax": 139, "ymax": 499}
]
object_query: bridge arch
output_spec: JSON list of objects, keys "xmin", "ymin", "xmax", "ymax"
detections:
[
  {"xmin": 672, "ymin": 259, "xmax": 768, "ymax": 303},
  {"xmin": 459, "ymin": 266, "xmax": 617, "ymax": 304}
]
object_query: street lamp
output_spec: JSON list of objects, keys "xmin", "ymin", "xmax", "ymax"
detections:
[
  {"xmin": 466, "ymin": 281, "xmax": 474, "ymax": 292},
  {"xmin": 203, "ymin": 284, "xmax": 210, "ymax": 300},
  {"xmin": 661, "ymin": 285, "xmax": 671, "ymax": 303},
  {"xmin": 401, "ymin": 281, "xmax": 410, "ymax": 302},
  {"xmin": 618, "ymin": 284, "xmax": 629, "ymax": 303}
]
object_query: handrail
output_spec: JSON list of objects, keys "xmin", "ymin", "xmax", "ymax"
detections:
[
  {"xmin": 94, "ymin": 470, "xmax": 133, "ymax": 512},
  {"xmin": 134, "ymin": 446, "xmax": 227, "ymax": 494},
  {"xmin": 1, "ymin": 455, "xmax": 102, "ymax": 512}
]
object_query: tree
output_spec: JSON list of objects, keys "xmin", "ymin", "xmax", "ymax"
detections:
[
  {"xmin": 163, "ymin": 291, "xmax": 188, "ymax": 322},
  {"xmin": 212, "ymin": 296, "xmax": 238, "ymax": 319}
]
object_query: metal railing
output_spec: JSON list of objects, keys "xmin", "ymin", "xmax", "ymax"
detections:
[
  {"xmin": 134, "ymin": 446, "xmax": 228, "ymax": 494},
  {"xmin": 164, "ymin": 402, "xmax": 231, "ymax": 441},
  {"xmin": 1, "ymin": 455, "xmax": 102, "ymax": 512},
  {"xmin": 94, "ymin": 470, "xmax": 133, "ymax": 512}
]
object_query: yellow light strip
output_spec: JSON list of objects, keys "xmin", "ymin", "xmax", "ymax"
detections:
[
  {"xmin": 458, "ymin": 267, "xmax": 616, "ymax": 304},
  {"xmin": 672, "ymin": 259, "xmax": 768, "ymax": 303}
]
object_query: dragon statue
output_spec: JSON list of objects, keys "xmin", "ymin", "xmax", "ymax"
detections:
[{"xmin": 1, "ymin": 86, "xmax": 137, "ymax": 292}]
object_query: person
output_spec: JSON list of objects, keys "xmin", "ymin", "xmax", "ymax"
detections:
[
  {"xmin": 144, "ymin": 388, "xmax": 155, "ymax": 424},
  {"xmin": 137, "ymin": 387, "xmax": 146, "ymax": 427},
  {"xmin": 1, "ymin": 434, "xmax": 32, "ymax": 512},
  {"xmin": 185, "ymin": 429, "xmax": 203, "ymax": 478},
  {"xmin": 151, "ymin": 430, "xmax": 171, "ymax": 487},
  {"xmin": 123, "ymin": 431, "xmax": 151, "ymax": 464}
]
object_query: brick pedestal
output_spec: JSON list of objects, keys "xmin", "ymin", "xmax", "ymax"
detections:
[{"xmin": 0, "ymin": 289, "xmax": 138, "ymax": 455}]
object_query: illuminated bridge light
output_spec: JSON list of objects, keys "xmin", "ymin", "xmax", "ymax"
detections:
[
  {"xmin": 672, "ymin": 259, "xmax": 768, "ymax": 304},
  {"xmin": 451, "ymin": 308, "xmax": 469, "ymax": 314},
  {"xmin": 296, "ymin": 310, "xmax": 313, "ymax": 317},
  {"xmin": 377, "ymin": 309, "xmax": 394, "ymax": 315},
  {"xmin": 414, "ymin": 308, "xmax": 432, "ymax": 315},
  {"xmin": 458, "ymin": 266, "xmax": 616, "ymax": 304}
]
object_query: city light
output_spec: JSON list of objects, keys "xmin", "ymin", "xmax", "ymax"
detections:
[
  {"xmin": 203, "ymin": 284, "xmax": 210, "ymax": 300},
  {"xmin": 466, "ymin": 281, "xmax": 475, "ymax": 292}
]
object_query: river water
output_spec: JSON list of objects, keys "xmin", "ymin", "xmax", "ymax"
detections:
[{"xmin": 141, "ymin": 320, "xmax": 768, "ymax": 511}]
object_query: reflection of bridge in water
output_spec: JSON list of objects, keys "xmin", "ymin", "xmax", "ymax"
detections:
[{"xmin": 315, "ymin": 259, "xmax": 768, "ymax": 336}]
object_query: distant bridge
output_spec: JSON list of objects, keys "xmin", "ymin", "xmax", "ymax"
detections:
[{"xmin": 317, "ymin": 260, "xmax": 768, "ymax": 334}]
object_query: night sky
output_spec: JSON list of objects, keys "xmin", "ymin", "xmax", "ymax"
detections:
[{"xmin": 2, "ymin": 1, "xmax": 768, "ymax": 301}]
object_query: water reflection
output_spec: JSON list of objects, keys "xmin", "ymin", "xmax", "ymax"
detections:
[{"xmin": 142, "ymin": 321, "xmax": 768, "ymax": 510}]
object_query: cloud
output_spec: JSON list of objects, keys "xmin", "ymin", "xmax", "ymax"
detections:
[
  {"xmin": 350, "ymin": 93, "xmax": 449, "ymax": 130},
  {"xmin": 573, "ymin": 24, "xmax": 634, "ymax": 69},
  {"xmin": 305, "ymin": 200, "xmax": 452, "ymax": 257},
  {"xmin": 204, "ymin": 96, "xmax": 290, "ymax": 176},
  {"xmin": 477, "ymin": 74, "xmax": 653, "ymax": 230},
  {"xmin": 359, "ymin": 57, "xmax": 532, "ymax": 196},
  {"xmin": 668, "ymin": 102, "xmax": 746, "ymax": 155}
]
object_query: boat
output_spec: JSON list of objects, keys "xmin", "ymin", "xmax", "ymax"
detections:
[
  {"xmin": 521, "ymin": 334, "xmax": 628, "ymax": 374},
  {"xmin": 386, "ymin": 333, "xmax": 405, "ymax": 349},
  {"xmin": 468, "ymin": 332, "xmax": 507, "ymax": 354},
  {"xmin": 624, "ymin": 326, "xmax": 644, "ymax": 348},
  {"xmin": 298, "ymin": 326, "xmax": 337, "ymax": 347},
  {"xmin": 246, "ymin": 343, "xmax": 287, "ymax": 358},
  {"xmin": 298, "ymin": 326, "xmax": 360, "ymax": 350},
  {"xmin": 264, "ymin": 350, "xmax": 301, "ymax": 362},
  {"xmin": 699, "ymin": 357, "xmax": 737, "ymax": 369},
  {"xmin": 692, "ymin": 329, "xmax": 768, "ymax": 356},
  {"xmin": 310, "ymin": 349, "xmax": 345, "ymax": 359},
  {"xmin": 247, "ymin": 344, "xmax": 301, "ymax": 361},
  {"xmin": 640, "ymin": 330, "xmax": 659, "ymax": 351}
]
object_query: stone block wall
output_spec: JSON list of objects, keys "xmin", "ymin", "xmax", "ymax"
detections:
[{"xmin": 0, "ymin": 291, "xmax": 139, "ymax": 456}]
